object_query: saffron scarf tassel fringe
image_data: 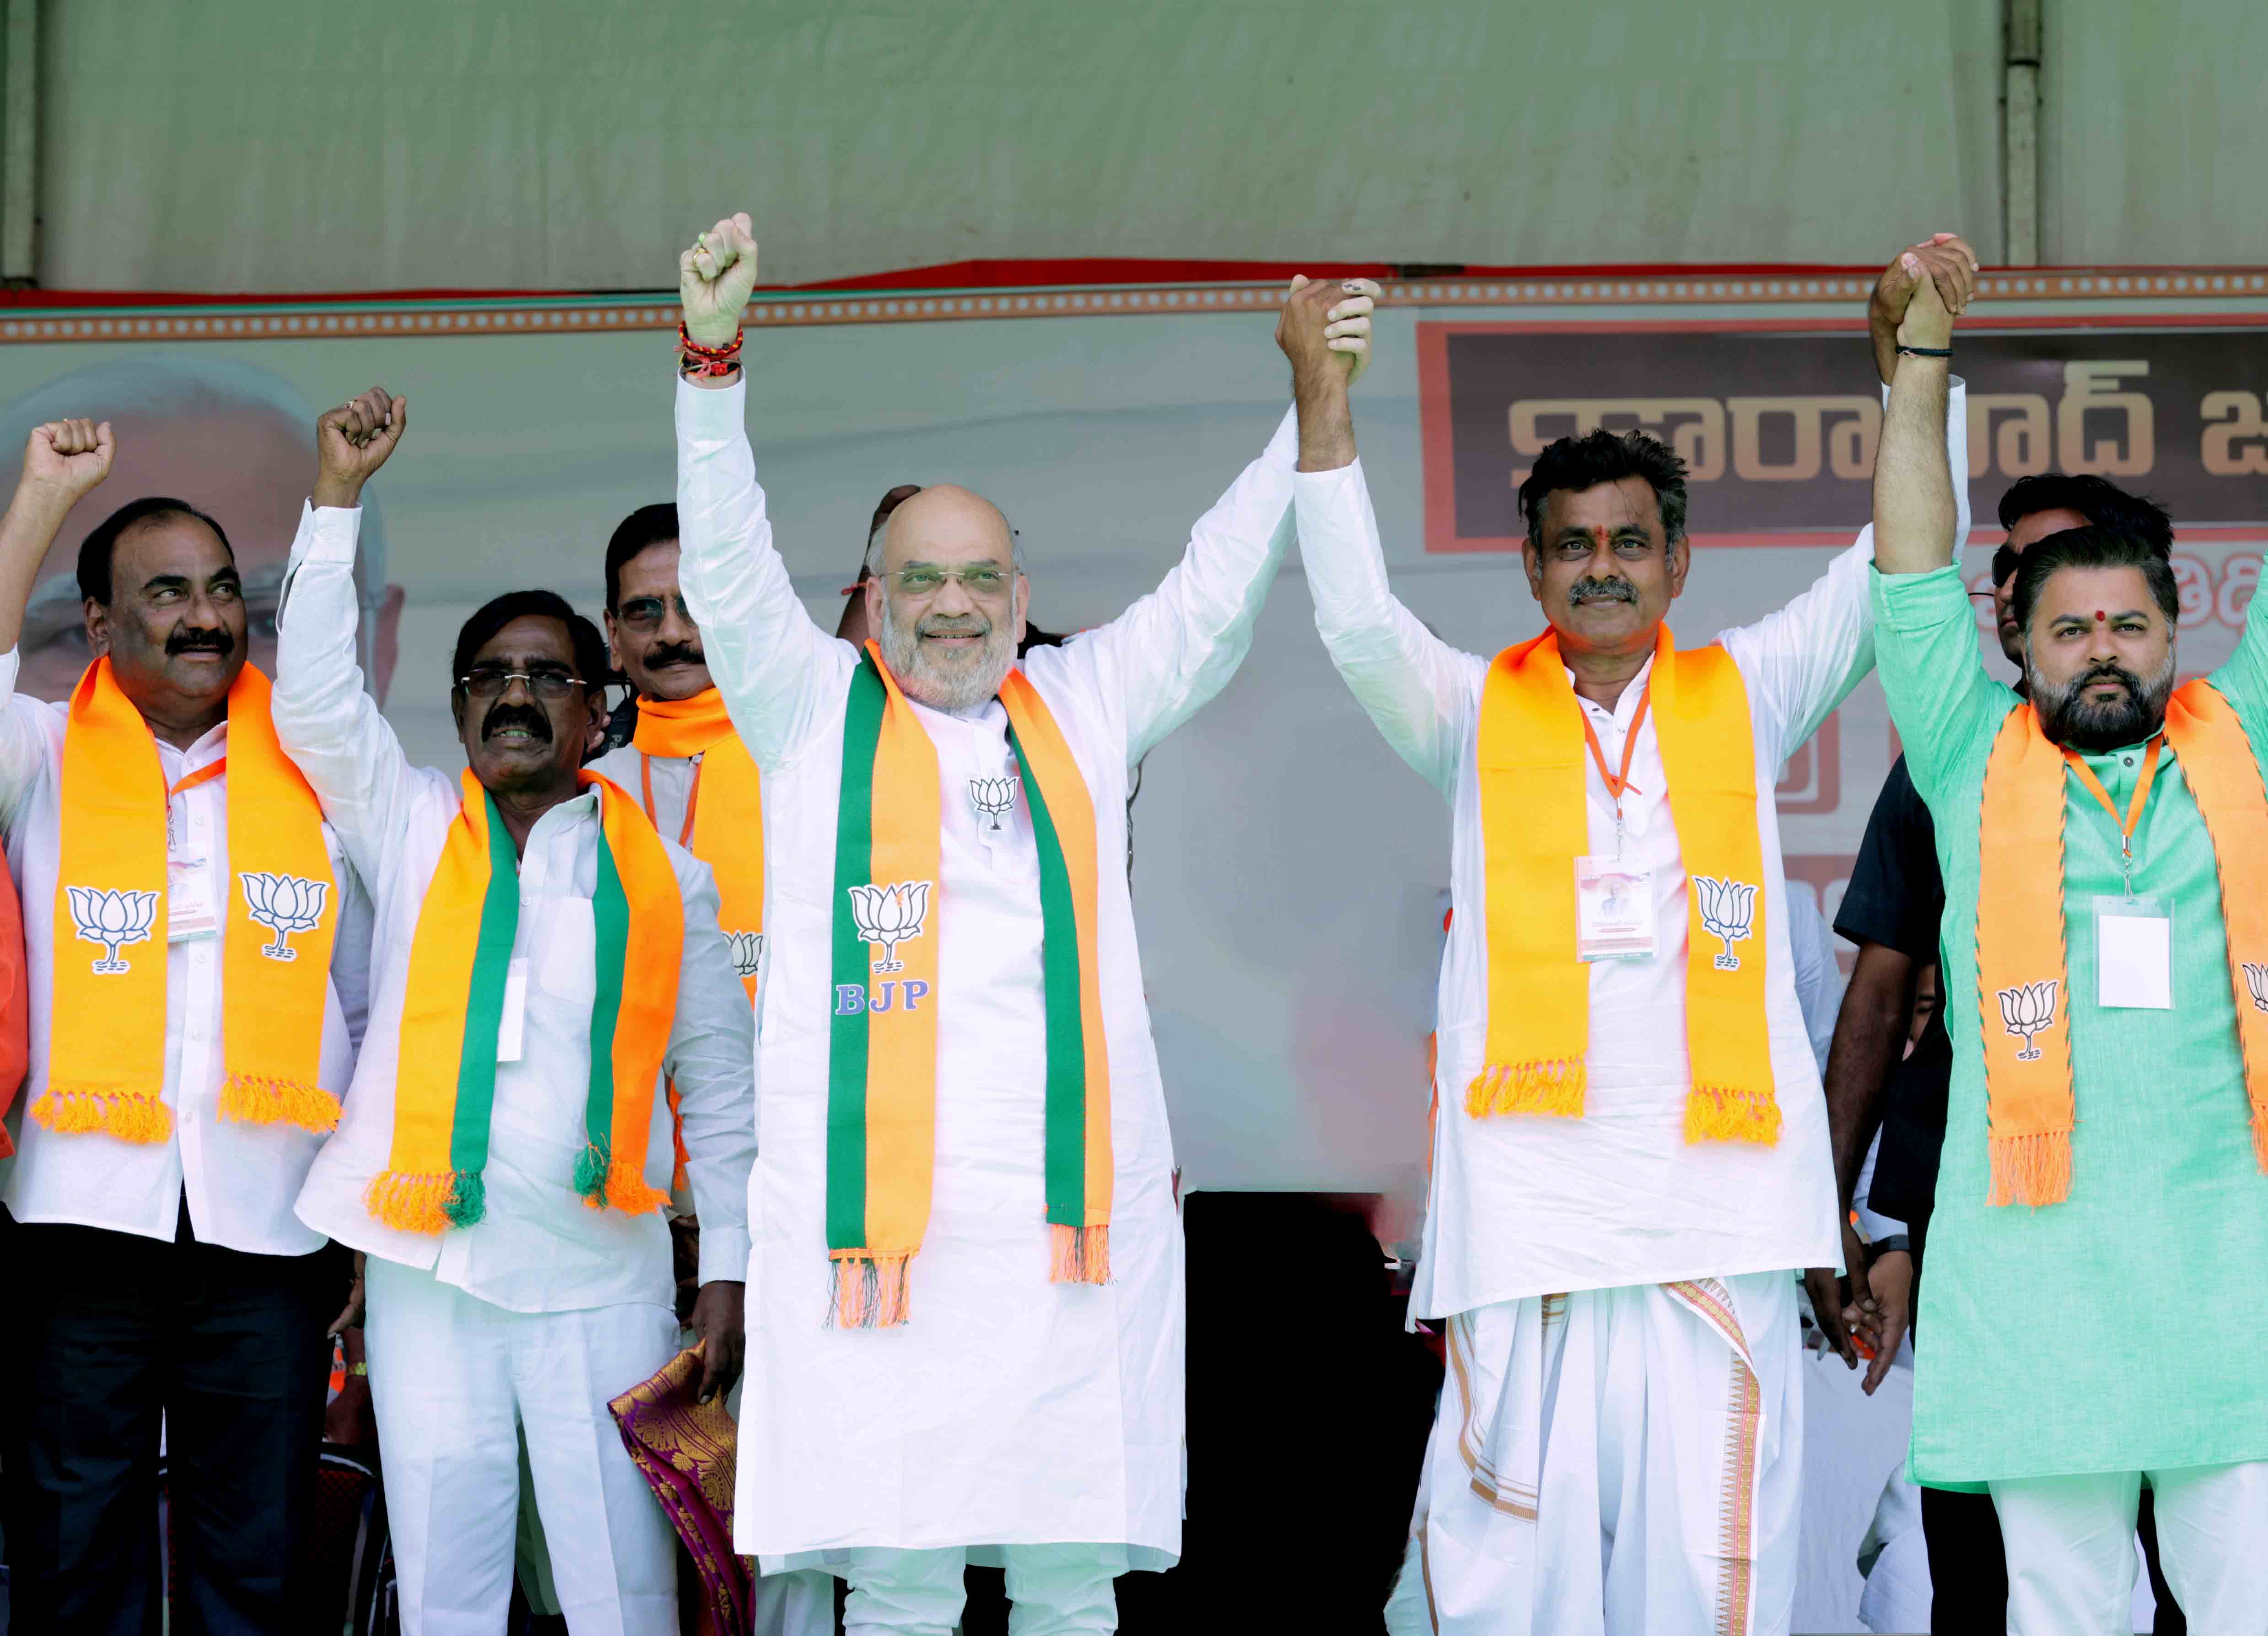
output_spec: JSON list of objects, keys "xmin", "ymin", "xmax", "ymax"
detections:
[
  {"xmin": 829, "ymin": 1254, "xmax": 910, "ymax": 1329},
  {"xmin": 1685, "ymin": 1083, "xmax": 1784, "ymax": 1145},
  {"xmin": 218, "ymin": 1073, "xmax": 342, "ymax": 1135},
  {"xmin": 30, "ymin": 1083, "xmax": 172, "ymax": 1144},
  {"xmin": 1465, "ymin": 1060, "xmax": 1585, "ymax": 1119},
  {"xmin": 574, "ymin": 1141, "xmax": 673, "ymax": 1215},
  {"xmin": 366, "ymin": 1169, "xmax": 488, "ymax": 1233},
  {"xmin": 1988, "ymin": 1128, "xmax": 2074, "ymax": 1208},
  {"xmin": 1048, "ymin": 1222, "xmax": 1110, "ymax": 1286}
]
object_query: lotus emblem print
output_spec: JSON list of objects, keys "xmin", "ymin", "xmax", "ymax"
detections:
[
  {"xmin": 848, "ymin": 881, "xmax": 932, "ymax": 974},
  {"xmin": 1692, "ymin": 876, "xmax": 1757, "ymax": 971},
  {"xmin": 2245, "ymin": 962, "xmax": 2268, "ymax": 1015},
  {"xmin": 240, "ymin": 871, "xmax": 330, "ymax": 962},
  {"xmin": 969, "ymin": 776, "xmax": 1016, "ymax": 831},
  {"xmin": 1997, "ymin": 980, "xmax": 2059, "ymax": 1062},
  {"xmin": 67, "ymin": 886, "xmax": 160, "ymax": 974},
  {"xmin": 725, "ymin": 930, "xmax": 765, "ymax": 980}
]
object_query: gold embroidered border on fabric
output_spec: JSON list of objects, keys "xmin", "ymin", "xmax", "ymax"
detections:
[
  {"xmin": 1661, "ymin": 1277, "xmax": 1762, "ymax": 1636},
  {"xmin": 1446, "ymin": 1313, "xmax": 1539, "ymax": 1519}
]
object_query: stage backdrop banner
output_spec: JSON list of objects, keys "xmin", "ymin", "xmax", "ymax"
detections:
[{"xmin": 0, "ymin": 269, "xmax": 2261, "ymax": 1227}]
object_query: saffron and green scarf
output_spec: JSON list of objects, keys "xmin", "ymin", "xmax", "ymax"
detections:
[
  {"xmin": 367, "ymin": 770, "xmax": 684, "ymax": 1232},
  {"xmin": 826, "ymin": 643, "xmax": 1110, "ymax": 1327}
]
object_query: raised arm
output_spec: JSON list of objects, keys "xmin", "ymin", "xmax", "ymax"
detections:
[
  {"xmin": 671, "ymin": 214, "xmax": 846, "ymax": 768},
  {"xmin": 270, "ymin": 388, "xmax": 429, "ymax": 884},
  {"xmin": 1052, "ymin": 276, "xmax": 1381, "ymax": 762},
  {"xmin": 1871, "ymin": 273, "xmax": 1959, "ymax": 576},
  {"xmin": 0, "ymin": 420, "xmax": 114, "ymax": 814},
  {"xmin": 2208, "ymin": 544, "xmax": 2268, "ymax": 721}
]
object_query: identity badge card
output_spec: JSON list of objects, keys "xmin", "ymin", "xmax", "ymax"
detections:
[
  {"xmin": 1576, "ymin": 856, "xmax": 1657, "ymax": 962},
  {"xmin": 2096, "ymin": 894, "xmax": 2172, "ymax": 1010}
]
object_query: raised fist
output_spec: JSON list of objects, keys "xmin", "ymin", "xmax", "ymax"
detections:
[
  {"xmin": 312, "ymin": 387, "xmax": 407, "ymax": 510},
  {"xmin": 679, "ymin": 214, "xmax": 759, "ymax": 349},
  {"xmin": 20, "ymin": 418, "xmax": 114, "ymax": 506},
  {"xmin": 1276, "ymin": 275, "xmax": 1382, "ymax": 390}
]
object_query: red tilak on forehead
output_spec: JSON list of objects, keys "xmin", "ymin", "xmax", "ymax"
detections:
[{"xmin": 2096, "ymin": 610, "xmax": 2106, "ymax": 622}]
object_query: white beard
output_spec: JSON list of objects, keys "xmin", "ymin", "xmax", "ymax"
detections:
[{"xmin": 878, "ymin": 595, "xmax": 1016, "ymax": 711}]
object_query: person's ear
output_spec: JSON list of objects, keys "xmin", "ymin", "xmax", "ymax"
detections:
[
  {"xmin": 1665, "ymin": 535, "xmax": 1691, "ymax": 600},
  {"xmin": 83, "ymin": 601, "xmax": 111, "ymax": 659},
  {"xmin": 603, "ymin": 610, "xmax": 624, "ymax": 673},
  {"xmin": 861, "ymin": 575, "xmax": 886, "ymax": 642},
  {"xmin": 1013, "ymin": 572, "xmax": 1029, "ymax": 646},
  {"xmin": 1520, "ymin": 541, "xmax": 1546, "ymax": 603},
  {"xmin": 450, "ymin": 689, "xmax": 469, "ymax": 738},
  {"xmin": 582, "ymin": 693, "xmax": 609, "ymax": 760}
]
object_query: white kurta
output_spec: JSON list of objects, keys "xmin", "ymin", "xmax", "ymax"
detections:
[
  {"xmin": 1292, "ymin": 380, "xmax": 1969, "ymax": 1317},
  {"xmin": 675, "ymin": 375, "xmax": 1299, "ymax": 1562}
]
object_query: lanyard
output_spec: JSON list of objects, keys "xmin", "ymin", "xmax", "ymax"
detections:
[
  {"xmin": 1579, "ymin": 680, "xmax": 1652, "ymax": 857},
  {"xmin": 168, "ymin": 758, "xmax": 226, "ymax": 797},
  {"xmin": 2064, "ymin": 736, "xmax": 2161, "ymax": 898},
  {"xmin": 639, "ymin": 752, "xmax": 702, "ymax": 848}
]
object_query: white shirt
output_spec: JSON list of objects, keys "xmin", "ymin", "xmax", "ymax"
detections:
[
  {"xmin": 590, "ymin": 740, "xmax": 700, "ymax": 850},
  {"xmin": 1293, "ymin": 382, "xmax": 1968, "ymax": 1317},
  {"xmin": 272, "ymin": 503, "xmax": 757, "ymax": 1313},
  {"xmin": 678, "ymin": 375, "xmax": 1298, "ymax": 1559},
  {"xmin": 0, "ymin": 649, "xmax": 374, "ymax": 1254}
]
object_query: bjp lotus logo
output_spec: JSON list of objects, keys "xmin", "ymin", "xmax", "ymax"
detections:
[
  {"xmin": 2245, "ymin": 963, "xmax": 2268, "ymax": 1014},
  {"xmin": 725, "ymin": 930, "xmax": 764, "ymax": 981},
  {"xmin": 969, "ymin": 777, "xmax": 1016, "ymax": 831},
  {"xmin": 67, "ymin": 886, "xmax": 160, "ymax": 974},
  {"xmin": 848, "ymin": 881, "xmax": 932, "ymax": 974},
  {"xmin": 240, "ymin": 872, "xmax": 329, "ymax": 962},
  {"xmin": 1692, "ymin": 876, "xmax": 1757, "ymax": 971},
  {"xmin": 1997, "ymin": 980, "xmax": 2059, "ymax": 1062}
]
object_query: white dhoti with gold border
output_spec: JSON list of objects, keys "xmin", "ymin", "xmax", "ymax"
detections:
[{"xmin": 1390, "ymin": 1271, "xmax": 1800, "ymax": 1636}]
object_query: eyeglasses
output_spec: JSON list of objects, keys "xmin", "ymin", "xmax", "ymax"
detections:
[
  {"xmin": 456, "ymin": 667, "xmax": 587, "ymax": 700},
  {"xmin": 614, "ymin": 594, "xmax": 690, "ymax": 631},
  {"xmin": 890, "ymin": 564, "xmax": 1013, "ymax": 596}
]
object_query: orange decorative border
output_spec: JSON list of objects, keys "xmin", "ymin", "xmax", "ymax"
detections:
[{"xmin": 2, "ymin": 265, "xmax": 2264, "ymax": 345}]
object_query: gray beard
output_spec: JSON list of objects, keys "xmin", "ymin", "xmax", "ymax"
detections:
[
  {"xmin": 878, "ymin": 596, "xmax": 1015, "ymax": 711},
  {"xmin": 2026, "ymin": 648, "xmax": 2178, "ymax": 752}
]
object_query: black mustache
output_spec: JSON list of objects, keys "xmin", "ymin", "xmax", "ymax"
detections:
[
  {"xmin": 166, "ymin": 626, "xmax": 235, "ymax": 656},
  {"xmin": 2076, "ymin": 664, "xmax": 2139, "ymax": 693},
  {"xmin": 644, "ymin": 641, "xmax": 705, "ymax": 668},
  {"xmin": 1569, "ymin": 577, "xmax": 1638, "ymax": 605},
  {"xmin": 482, "ymin": 705, "xmax": 552, "ymax": 742}
]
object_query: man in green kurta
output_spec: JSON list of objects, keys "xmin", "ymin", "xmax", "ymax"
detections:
[{"xmin": 1868, "ymin": 273, "xmax": 2268, "ymax": 1631}]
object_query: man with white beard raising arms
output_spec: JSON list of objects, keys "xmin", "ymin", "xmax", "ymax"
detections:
[{"xmin": 670, "ymin": 210, "xmax": 1372, "ymax": 1634}]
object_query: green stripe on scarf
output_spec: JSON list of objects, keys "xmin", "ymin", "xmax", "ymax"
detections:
[
  {"xmin": 1007, "ymin": 718, "xmax": 1088, "ymax": 1230},
  {"xmin": 445, "ymin": 791, "xmax": 522, "ymax": 1226},
  {"xmin": 576, "ymin": 831, "xmax": 632, "ymax": 1201},
  {"xmin": 826, "ymin": 656, "xmax": 885, "ymax": 1251}
]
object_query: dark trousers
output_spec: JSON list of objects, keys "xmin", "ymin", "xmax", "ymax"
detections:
[{"xmin": 0, "ymin": 1204, "xmax": 341, "ymax": 1636}]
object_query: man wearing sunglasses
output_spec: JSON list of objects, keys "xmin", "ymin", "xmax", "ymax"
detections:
[
  {"xmin": 1812, "ymin": 450, "xmax": 2177, "ymax": 1625},
  {"xmin": 270, "ymin": 390, "xmax": 759, "ymax": 1636}
]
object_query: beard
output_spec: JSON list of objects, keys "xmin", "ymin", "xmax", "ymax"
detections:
[
  {"xmin": 2028, "ymin": 648, "xmax": 2177, "ymax": 752},
  {"xmin": 878, "ymin": 596, "xmax": 1016, "ymax": 711}
]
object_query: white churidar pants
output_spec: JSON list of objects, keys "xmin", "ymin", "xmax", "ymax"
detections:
[
  {"xmin": 363, "ymin": 1255, "xmax": 680, "ymax": 1636},
  {"xmin": 1990, "ymin": 1461, "xmax": 2268, "ymax": 1636},
  {"xmin": 1386, "ymin": 1271, "xmax": 1801, "ymax": 1636},
  {"xmin": 825, "ymin": 1543, "xmax": 1126, "ymax": 1635}
]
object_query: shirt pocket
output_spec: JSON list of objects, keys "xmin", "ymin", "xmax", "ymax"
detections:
[{"xmin": 537, "ymin": 898, "xmax": 598, "ymax": 1007}]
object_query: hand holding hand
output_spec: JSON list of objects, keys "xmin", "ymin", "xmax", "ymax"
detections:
[
  {"xmin": 1857, "ymin": 1248, "xmax": 1912, "ymax": 1394},
  {"xmin": 20, "ymin": 419, "xmax": 115, "ymax": 509},
  {"xmin": 679, "ymin": 214, "xmax": 760, "ymax": 350},
  {"xmin": 688, "ymin": 1279, "xmax": 746, "ymax": 1404},
  {"xmin": 1869, "ymin": 232, "xmax": 1977, "ymax": 383},
  {"xmin": 1896, "ymin": 262, "xmax": 1957, "ymax": 354},
  {"xmin": 1803, "ymin": 1215, "xmax": 1875, "ymax": 1368},
  {"xmin": 313, "ymin": 388, "xmax": 407, "ymax": 510},
  {"xmin": 1276, "ymin": 275, "xmax": 1381, "ymax": 391}
]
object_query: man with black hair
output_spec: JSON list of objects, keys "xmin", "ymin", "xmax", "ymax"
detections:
[
  {"xmin": 269, "ymin": 389, "xmax": 757, "ymax": 1636},
  {"xmin": 1807, "ymin": 464, "xmax": 2187, "ymax": 1630},
  {"xmin": 1872, "ymin": 274, "xmax": 2268, "ymax": 1632},
  {"xmin": 1300, "ymin": 239, "xmax": 1973, "ymax": 1635},
  {"xmin": 0, "ymin": 417, "xmax": 374, "ymax": 1631}
]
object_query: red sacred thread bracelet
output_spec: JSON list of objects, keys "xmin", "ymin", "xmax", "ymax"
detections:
[{"xmin": 678, "ymin": 322, "xmax": 743, "ymax": 379}]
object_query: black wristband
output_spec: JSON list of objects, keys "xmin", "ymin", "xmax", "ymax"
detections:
[
  {"xmin": 1896, "ymin": 345, "xmax": 1952, "ymax": 359},
  {"xmin": 1873, "ymin": 1233, "xmax": 1912, "ymax": 1255}
]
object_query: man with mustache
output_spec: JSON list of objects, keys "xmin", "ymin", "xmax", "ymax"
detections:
[
  {"xmin": 1293, "ymin": 239, "xmax": 1974, "ymax": 1636},
  {"xmin": 269, "ymin": 390, "xmax": 758, "ymax": 1635},
  {"xmin": 0, "ymin": 419, "xmax": 374, "ymax": 1631},
  {"xmin": 1809, "ymin": 467, "xmax": 2180, "ymax": 1630},
  {"xmin": 670, "ymin": 212, "xmax": 1371, "ymax": 1633},
  {"xmin": 1872, "ymin": 275, "xmax": 2268, "ymax": 1630}
]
